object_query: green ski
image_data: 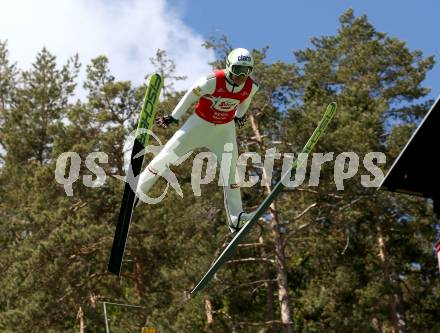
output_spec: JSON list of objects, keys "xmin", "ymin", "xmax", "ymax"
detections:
[
  {"xmin": 187, "ymin": 102, "xmax": 337, "ymax": 297},
  {"xmin": 108, "ymin": 73, "xmax": 163, "ymax": 275}
]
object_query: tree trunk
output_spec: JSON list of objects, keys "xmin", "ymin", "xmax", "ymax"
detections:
[
  {"xmin": 376, "ymin": 224, "xmax": 406, "ymax": 333},
  {"xmin": 77, "ymin": 306, "xmax": 85, "ymax": 333},
  {"xmin": 250, "ymin": 114, "xmax": 293, "ymax": 333},
  {"xmin": 134, "ymin": 256, "xmax": 146, "ymax": 297},
  {"xmin": 204, "ymin": 297, "xmax": 215, "ymax": 333},
  {"xmin": 259, "ymin": 235, "xmax": 276, "ymax": 333},
  {"xmin": 270, "ymin": 205, "xmax": 293, "ymax": 333}
]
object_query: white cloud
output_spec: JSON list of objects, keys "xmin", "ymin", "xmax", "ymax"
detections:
[{"xmin": 0, "ymin": 0, "xmax": 215, "ymax": 95}]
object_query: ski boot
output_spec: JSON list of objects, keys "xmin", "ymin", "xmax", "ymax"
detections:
[{"xmin": 228, "ymin": 211, "xmax": 254, "ymax": 234}]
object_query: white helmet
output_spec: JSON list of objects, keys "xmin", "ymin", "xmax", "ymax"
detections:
[{"xmin": 226, "ymin": 48, "xmax": 254, "ymax": 77}]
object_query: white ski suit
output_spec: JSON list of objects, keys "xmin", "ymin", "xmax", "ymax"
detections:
[{"xmin": 136, "ymin": 69, "xmax": 259, "ymax": 226}]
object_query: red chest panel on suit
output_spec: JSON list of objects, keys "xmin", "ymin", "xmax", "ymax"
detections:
[{"xmin": 195, "ymin": 70, "xmax": 253, "ymax": 124}]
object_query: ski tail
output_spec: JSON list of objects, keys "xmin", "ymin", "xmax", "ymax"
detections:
[
  {"xmin": 187, "ymin": 102, "xmax": 337, "ymax": 296},
  {"xmin": 108, "ymin": 73, "xmax": 163, "ymax": 276}
]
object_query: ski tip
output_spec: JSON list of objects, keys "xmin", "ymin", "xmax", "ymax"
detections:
[
  {"xmin": 324, "ymin": 102, "xmax": 337, "ymax": 120},
  {"xmin": 107, "ymin": 262, "xmax": 122, "ymax": 276},
  {"xmin": 328, "ymin": 101, "xmax": 337, "ymax": 111},
  {"xmin": 107, "ymin": 267, "xmax": 121, "ymax": 276}
]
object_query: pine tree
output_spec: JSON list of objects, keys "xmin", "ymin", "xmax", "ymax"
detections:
[{"xmin": 282, "ymin": 9, "xmax": 437, "ymax": 332}]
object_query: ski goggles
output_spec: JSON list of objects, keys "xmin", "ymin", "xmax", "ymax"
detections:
[{"xmin": 230, "ymin": 65, "xmax": 253, "ymax": 77}]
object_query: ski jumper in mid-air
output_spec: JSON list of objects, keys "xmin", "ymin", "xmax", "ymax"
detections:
[{"xmin": 136, "ymin": 48, "xmax": 259, "ymax": 233}]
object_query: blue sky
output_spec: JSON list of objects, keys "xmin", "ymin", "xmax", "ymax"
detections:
[
  {"xmin": 170, "ymin": 0, "xmax": 439, "ymax": 101},
  {"xmin": 1, "ymin": 0, "xmax": 438, "ymax": 102}
]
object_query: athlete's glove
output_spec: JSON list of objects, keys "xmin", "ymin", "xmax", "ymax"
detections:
[
  {"xmin": 234, "ymin": 115, "xmax": 247, "ymax": 129},
  {"xmin": 156, "ymin": 115, "xmax": 179, "ymax": 129}
]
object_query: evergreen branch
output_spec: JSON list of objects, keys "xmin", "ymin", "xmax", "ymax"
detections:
[
  {"xmin": 236, "ymin": 320, "xmax": 291, "ymax": 327},
  {"xmin": 290, "ymin": 202, "xmax": 318, "ymax": 223},
  {"xmin": 222, "ymin": 279, "xmax": 277, "ymax": 292},
  {"xmin": 284, "ymin": 187, "xmax": 344, "ymax": 199},
  {"xmin": 226, "ymin": 257, "xmax": 275, "ymax": 265},
  {"xmin": 341, "ymin": 228, "xmax": 350, "ymax": 255},
  {"xmin": 237, "ymin": 243, "xmax": 267, "ymax": 249}
]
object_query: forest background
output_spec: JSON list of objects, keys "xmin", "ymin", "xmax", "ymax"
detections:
[{"xmin": 1, "ymin": 9, "xmax": 439, "ymax": 333}]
